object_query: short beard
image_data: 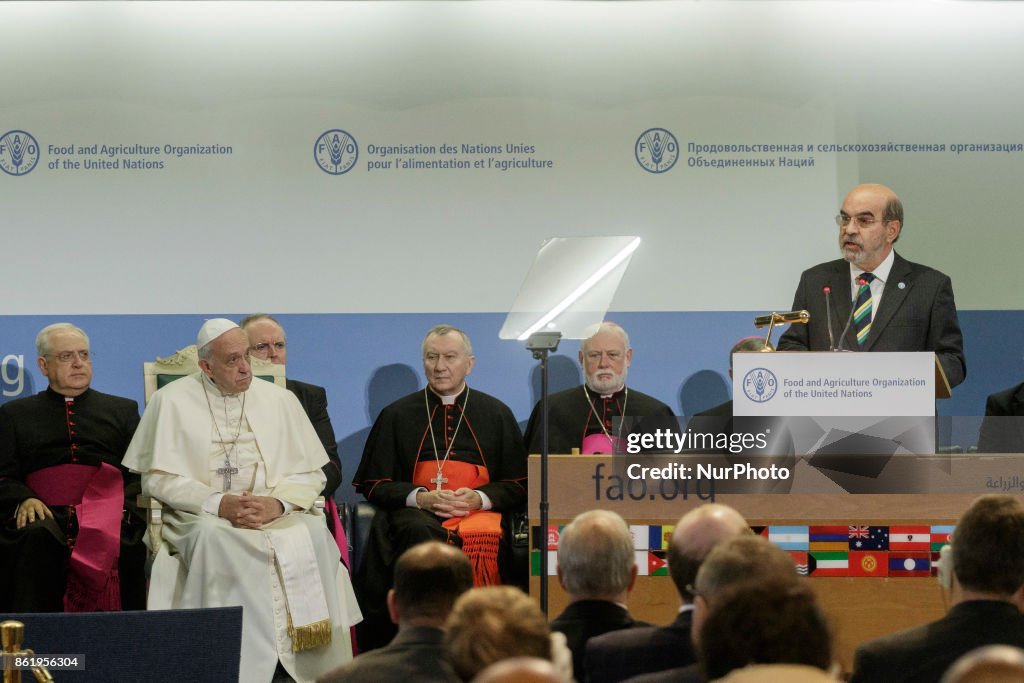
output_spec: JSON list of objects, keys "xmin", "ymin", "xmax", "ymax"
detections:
[{"xmin": 586, "ymin": 372, "xmax": 626, "ymax": 395}]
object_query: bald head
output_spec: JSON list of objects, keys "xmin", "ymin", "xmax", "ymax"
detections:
[
  {"xmin": 472, "ymin": 657, "xmax": 564, "ymax": 683},
  {"xmin": 942, "ymin": 646, "xmax": 1024, "ymax": 683},
  {"xmin": 668, "ymin": 504, "xmax": 751, "ymax": 602},
  {"xmin": 838, "ymin": 183, "xmax": 903, "ymax": 271}
]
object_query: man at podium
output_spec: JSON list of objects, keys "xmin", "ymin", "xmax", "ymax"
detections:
[
  {"xmin": 777, "ymin": 183, "xmax": 966, "ymax": 389},
  {"xmin": 523, "ymin": 321, "xmax": 674, "ymax": 455}
]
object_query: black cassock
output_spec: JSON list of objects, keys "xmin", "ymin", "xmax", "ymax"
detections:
[
  {"xmin": 523, "ymin": 384, "xmax": 676, "ymax": 455},
  {"xmin": 0, "ymin": 387, "xmax": 143, "ymax": 612},
  {"xmin": 352, "ymin": 386, "xmax": 526, "ymax": 650}
]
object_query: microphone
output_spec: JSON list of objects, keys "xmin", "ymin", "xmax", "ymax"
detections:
[
  {"xmin": 823, "ymin": 286, "xmax": 836, "ymax": 351},
  {"xmin": 753, "ymin": 310, "xmax": 810, "ymax": 328},
  {"xmin": 836, "ymin": 278, "xmax": 868, "ymax": 352}
]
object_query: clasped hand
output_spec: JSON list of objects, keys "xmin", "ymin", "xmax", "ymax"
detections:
[
  {"xmin": 417, "ymin": 487, "xmax": 482, "ymax": 519},
  {"xmin": 218, "ymin": 491, "xmax": 284, "ymax": 528}
]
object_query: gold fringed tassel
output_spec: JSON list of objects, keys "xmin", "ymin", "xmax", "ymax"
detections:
[{"xmin": 287, "ymin": 615, "xmax": 333, "ymax": 652}]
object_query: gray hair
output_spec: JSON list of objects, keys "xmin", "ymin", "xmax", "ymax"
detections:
[
  {"xmin": 36, "ymin": 323, "xmax": 90, "ymax": 358},
  {"xmin": 421, "ymin": 324, "xmax": 473, "ymax": 357},
  {"xmin": 239, "ymin": 313, "xmax": 284, "ymax": 335},
  {"xmin": 558, "ymin": 509, "xmax": 634, "ymax": 597},
  {"xmin": 694, "ymin": 536, "xmax": 798, "ymax": 602},
  {"xmin": 580, "ymin": 321, "xmax": 631, "ymax": 354}
]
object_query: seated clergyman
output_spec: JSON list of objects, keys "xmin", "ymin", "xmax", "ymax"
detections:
[{"xmin": 123, "ymin": 319, "xmax": 361, "ymax": 683}]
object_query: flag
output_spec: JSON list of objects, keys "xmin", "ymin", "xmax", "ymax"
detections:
[
  {"xmin": 930, "ymin": 525, "xmax": 954, "ymax": 551},
  {"xmin": 889, "ymin": 551, "xmax": 930, "ymax": 577},
  {"xmin": 648, "ymin": 551, "xmax": 668, "ymax": 576},
  {"xmin": 530, "ymin": 550, "xmax": 558, "ymax": 576},
  {"xmin": 769, "ymin": 526, "xmax": 809, "ymax": 551},
  {"xmin": 849, "ymin": 525, "xmax": 889, "ymax": 551},
  {"xmin": 657, "ymin": 525, "xmax": 674, "ymax": 551},
  {"xmin": 810, "ymin": 525, "xmax": 850, "ymax": 552},
  {"xmin": 849, "ymin": 551, "xmax": 888, "ymax": 577},
  {"xmin": 532, "ymin": 525, "xmax": 562, "ymax": 551},
  {"xmin": 788, "ymin": 551, "xmax": 809, "ymax": 576},
  {"xmin": 809, "ymin": 551, "xmax": 849, "ymax": 577},
  {"xmin": 630, "ymin": 525, "xmax": 650, "ymax": 550},
  {"xmin": 931, "ymin": 551, "xmax": 943, "ymax": 578},
  {"xmin": 890, "ymin": 526, "xmax": 931, "ymax": 551},
  {"xmin": 647, "ymin": 525, "xmax": 667, "ymax": 551},
  {"xmin": 751, "ymin": 526, "xmax": 767, "ymax": 538}
]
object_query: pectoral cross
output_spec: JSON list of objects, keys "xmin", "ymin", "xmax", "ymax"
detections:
[
  {"xmin": 218, "ymin": 460, "xmax": 239, "ymax": 491},
  {"xmin": 431, "ymin": 473, "xmax": 448, "ymax": 491}
]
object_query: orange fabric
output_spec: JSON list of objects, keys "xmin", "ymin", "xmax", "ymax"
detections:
[{"xmin": 412, "ymin": 461, "xmax": 501, "ymax": 586}]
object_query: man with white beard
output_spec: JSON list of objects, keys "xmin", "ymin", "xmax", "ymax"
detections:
[{"xmin": 523, "ymin": 322, "xmax": 674, "ymax": 455}]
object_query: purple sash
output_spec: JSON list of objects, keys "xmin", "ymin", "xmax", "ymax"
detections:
[{"xmin": 26, "ymin": 463, "xmax": 123, "ymax": 611}]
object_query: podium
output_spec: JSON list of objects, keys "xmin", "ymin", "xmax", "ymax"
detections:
[{"xmin": 526, "ymin": 454, "xmax": 1024, "ymax": 673}]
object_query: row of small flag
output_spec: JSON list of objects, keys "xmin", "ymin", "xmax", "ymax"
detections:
[{"xmin": 530, "ymin": 524, "xmax": 953, "ymax": 578}]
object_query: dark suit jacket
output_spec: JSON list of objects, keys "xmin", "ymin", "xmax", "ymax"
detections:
[
  {"xmin": 624, "ymin": 663, "xmax": 701, "ymax": 683},
  {"xmin": 777, "ymin": 252, "xmax": 966, "ymax": 390},
  {"xmin": 585, "ymin": 610, "xmax": 695, "ymax": 683},
  {"xmin": 316, "ymin": 625, "xmax": 458, "ymax": 683},
  {"xmin": 850, "ymin": 600, "xmax": 1024, "ymax": 683},
  {"xmin": 286, "ymin": 378, "xmax": 342, "ymax": 498},
  {"xmin": 551, "ymin": 600, "xmax": 649, "ymax": 681},
  {"xmin": 978, "ymin": 382, "xmax": 1024, "ymax": 453}
]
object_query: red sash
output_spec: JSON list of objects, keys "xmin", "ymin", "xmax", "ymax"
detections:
[
  {"xmin": 25, "ymin": 463, "xmax": 123, "ymax": 611},
  {"xmin": 324, "ymin": 498, "xmax": 350, "ymax": 568},
  {"xmin": 413, "ymin": 461, "xmax": 502, "ymax": 586}
]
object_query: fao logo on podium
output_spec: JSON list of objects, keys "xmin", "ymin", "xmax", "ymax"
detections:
[
  {"xmin": 742, "ymin": 368, "xmax": 778, "ymax": 403},
  {"xmin": 635, "ymin": 128, "xmax": 678, "ymax": 174},
  {"xmin": 314, "ymin": 130, "xmax": 358, "ymax": 175},
  {"xmin": 0, "ymin": 130, "xmax": 40, "ymax": 176}
]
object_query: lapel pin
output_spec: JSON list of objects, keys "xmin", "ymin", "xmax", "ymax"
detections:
[{"xmin": 898, "ymin": 282, "xmax": 906, "ymax": 290}]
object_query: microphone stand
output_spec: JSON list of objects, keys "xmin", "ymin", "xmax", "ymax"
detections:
[{"xmin": 525, "ymin": 331, "xmax": 561, "ymax": 615}]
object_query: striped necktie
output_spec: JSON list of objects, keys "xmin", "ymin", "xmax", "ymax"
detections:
[{"xmin": 853, "ymin": 272, "xmax": 876, "ymax": 347}]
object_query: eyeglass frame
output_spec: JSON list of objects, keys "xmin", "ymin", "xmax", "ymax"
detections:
[
  {"xmin": 47, "ymin": 350, "xmax": 91, "ymax": 364},
  {"xmin": 835, "ymin": 212, "xmax": 897, "ymax": 228}
]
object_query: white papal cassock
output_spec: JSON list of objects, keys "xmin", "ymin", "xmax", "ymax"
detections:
[{"xmin": 123, "ymin": 372, "xmax": 361, "ymax": 683}]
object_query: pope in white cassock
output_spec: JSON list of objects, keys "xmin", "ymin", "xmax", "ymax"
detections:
[{"xmin": 123, "ymin": 319, "xmax": 361, "ymax": 683}]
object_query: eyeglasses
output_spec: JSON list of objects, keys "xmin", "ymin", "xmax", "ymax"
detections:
[
  {"xmin": 49, "ymin": 350, "xmax": 90, "ymax": 364},
  {"xmin": 251, "ymin": 341, "xmax": 286, "ymax": 355},
  {"xmin": 835, "ymin": 213, "xmax": 889, "ymax": 228}
]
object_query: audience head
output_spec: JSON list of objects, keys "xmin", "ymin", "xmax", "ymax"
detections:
[
  {"xmin": 241, "ymin": 313, "xmax": 287, "ymax": 365},
  {"xmin": 941, "ymin": 645, "xmax": 1024, "ymax": 683},
  {"xmin": 579, "ymin": 321, "xmax": 632, "ymax": 394},
  {"xmin": 471, "ymin": 657, "xmax": 564, "ymax": 683},
  {"xmin": 421, "ymin": 324, "xmax": 475, "ymax": 397},
  {"xmin": 557, "ymin": 509, "xmax": 636, "ymax": 601},
  {"xmin": 692, "ymin": 535, "xmax": 799, "ymax": 647},
  {"xmin": 35, "ymin": 322, "xmax": 92, "ymax": 397},
  {"xmin": 444, "ymin": 586, "xmax": 552, "ymax": 681},
  {"xmin": 667, "ymin": 504, "xmax": 751, "ymax": 603},
  {"xmin": 698, "ymin": 578, "xmax": 833, "ymax": 681},
  {"xmin": 950, "ymin": 494, "xmax": 1024, "ymax": 601},
  {"xmin": 388, "ymin": 541, "xmax": 474, "ymax": 628}
]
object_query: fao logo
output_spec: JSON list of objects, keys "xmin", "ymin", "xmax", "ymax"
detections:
[
  {"xmin": 742, "ymin": 368, "xmax": 778, "ymax": 403},
  {"xmin": 635, "ymin": 128, "xmax": 678, "ymax": 174},
  {"xmin": 0, "ymin": 130, "xmax": 40, "ymax": 176},
  {"xmin": 314, "ymin": 129, "xmax": 358, "ymax": 175}
]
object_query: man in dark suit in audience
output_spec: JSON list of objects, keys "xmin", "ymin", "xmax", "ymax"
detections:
[
  {"xmin": 978, "ymin": 382, "xmax": 1024, "ymax": 453},
  {"xmin": 585, "ymin": 504, "xmax": 750, "ymax": 683},
  {"xmin": 550, "ymin": 509, "xmax": 647, "ymax": 678},
  {"xmin": 317, "ymin": 541, "xmax": 472, "ymax": 683},
  {"xmin": 851, "ymin": 494, "xmax": 1024, "ymax": 683},
  {"xmin": 623, "ymin": 535, "xmax": 801, "ymax": 683}
]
